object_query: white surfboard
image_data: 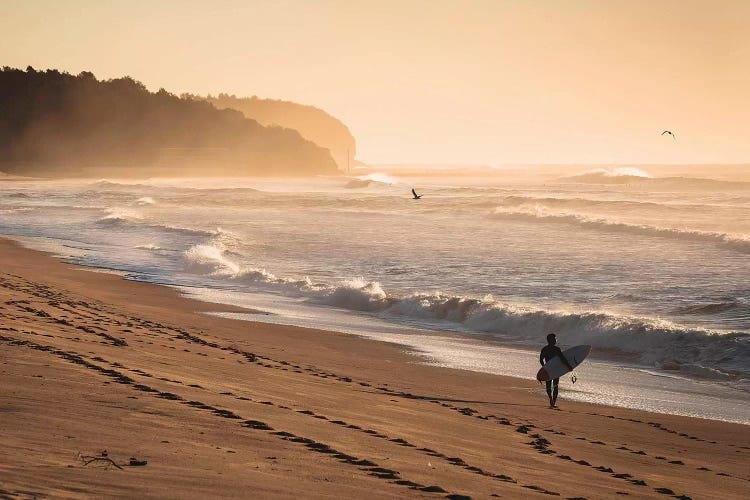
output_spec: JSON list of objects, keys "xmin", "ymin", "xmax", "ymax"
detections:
[{"xmin": 536, "ymin": 345, "xmax": 591, "ymax": 382}]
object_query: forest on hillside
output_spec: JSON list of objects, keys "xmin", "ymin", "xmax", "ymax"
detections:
[
  {"xmin": 195, "ymin": 94, "xmax": 356, "ymax": 172},
  {"xmin": 0, "ymin": 67, "xmax": 338, "ymax": 177}
]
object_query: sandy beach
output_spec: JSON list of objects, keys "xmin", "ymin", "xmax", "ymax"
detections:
[{"xmin": 1, "ymin": 236, "xmax": 748, "ymax": 499}]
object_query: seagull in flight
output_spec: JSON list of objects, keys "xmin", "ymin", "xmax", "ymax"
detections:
[
  {"xmin": 661, "ymin": 130, "xmax": 676, "ymax": 141},
  {"xmin": 411, "ymin": 188, "xmax": 422, "ymax": 200}
]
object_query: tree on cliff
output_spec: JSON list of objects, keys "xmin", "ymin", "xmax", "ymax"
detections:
[{"xmin": 0, "ymin": 67, "xmax": 338, "ymax": 176}]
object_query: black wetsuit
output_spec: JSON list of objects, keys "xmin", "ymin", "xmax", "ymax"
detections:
[{"xmin": 540, "ymin": 345, "xmax": 568, "ymax": 405}]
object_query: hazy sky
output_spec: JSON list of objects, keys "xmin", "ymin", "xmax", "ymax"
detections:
[{"xmin": 2, "ymin": 0, "xmax": 749, "ymax": 165}]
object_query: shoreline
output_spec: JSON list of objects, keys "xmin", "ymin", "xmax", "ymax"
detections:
[
  {"xmin": 179, "ymin": 283, "xmax": 750, "ymax": 424},
  {"xmin": 15, "ymin": 232, "xmax": 748, "ymax": 410},
  {"xmin": 1, "ymin": 236, "xmax": 749, "ymax": 498},
  {"xmin": 14, "ymin": 233, "xmax": 750, "ymax": 424}
]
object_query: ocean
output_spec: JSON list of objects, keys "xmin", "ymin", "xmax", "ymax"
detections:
[{"xmin": 2, "ymin": 166, "xmax": 749, "ymax": 422}]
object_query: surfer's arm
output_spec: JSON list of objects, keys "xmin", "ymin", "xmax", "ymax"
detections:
[{"xmin": 539, "ymin": 352, "xmax": 545, "ymax": 366}]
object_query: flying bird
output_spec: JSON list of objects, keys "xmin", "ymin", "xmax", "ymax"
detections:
[
  {"xmin": 411, "ymin": 188, "xmax": 422, "ymax": 200},
  {"xmin": 661, "ymin": 130, "xmax": 676, "ymax": 140}
]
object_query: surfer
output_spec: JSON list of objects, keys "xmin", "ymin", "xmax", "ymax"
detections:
[{"xmin": 539, "ymin": 333, "xmax": 573, "ymax": 408}]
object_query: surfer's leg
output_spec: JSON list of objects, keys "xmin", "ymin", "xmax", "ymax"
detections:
[
  {"xmin": 552, "ymin": 378, "xmax": 559, "ymax": 406},
  {"xmin": 545, "ymin": 380, "xmax": 553, "ymax": 406}
]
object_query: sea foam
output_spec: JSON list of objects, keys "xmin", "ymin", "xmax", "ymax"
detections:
[{"xmin": 181, "ymin": 240, "xmax": 750, "ymax": 380}]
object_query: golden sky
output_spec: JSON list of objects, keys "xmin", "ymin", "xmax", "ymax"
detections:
[{"xmin": 2, "ymin": 0, "xmax": 749, "ymax": 165}]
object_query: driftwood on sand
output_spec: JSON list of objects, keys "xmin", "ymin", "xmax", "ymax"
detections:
[
  {"xmin": 77, "ymin": 450, "xmax": 147, "ymax": 469},
  {"xmin": 78, "ymin": 451, "xmax": 123, "ymax": 470}
]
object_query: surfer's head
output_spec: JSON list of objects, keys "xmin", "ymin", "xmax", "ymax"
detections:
[{"xmin": 546, "ymin": 333, "xmax": 556, "ymax": 345}]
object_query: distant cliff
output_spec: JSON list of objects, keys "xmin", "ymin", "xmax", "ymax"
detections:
[
  {"xmin": 0, "ymin": 67, "xmax": 338, "ymax": 177},
  {"xmin": 195, "ymin": 94, "xmax": 355, "ymax": 172}
]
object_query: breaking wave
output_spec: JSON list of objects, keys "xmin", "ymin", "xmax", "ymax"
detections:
[
  {"xmin": 181, "ymin": 240, "xmax": 750, "ymax": 380},
  {"xmin": 560, "ymin": 167, "xmax": 652, "ymax": 184},
  {"xmin": 0, "ymin": 207, "xmax": 37, "ymax": 214},
  {"xmin": 673, "ymin": 300, "xmax": 742, "ymax": 315},
  {"xmin": 491, "ymin": 195, "xmax": 707, "ymax": 212},
  {"xmin": 95, "ymin": 208, "xmax": 220, "ymax": 238},
  {"xmin": 345, "ymin": 173, "xmax": 399, "ymax": 189},
  {"xmin": 89, "ymin": 180, "xmax": 155, "ymax": 191},
  {"xmin": 581, "ymin": 167, "xmax": 651, "ymax": 177},
  {"xmin": 135, "ymin": 243, "xmax": 162, "ymax": 251},
  {"xmin": 135, "ymin": 196, "xmax": 156, "ymax": 205},
  {"xmin": 87, "ymin": 180, "xmax": 259, "ymax": 199},
  {"xmin": 561, "ymin": 170, "xmax": 750, "ymax": 190},
  {"xmin": 490, "ymin": 208, "xmax": 750, "ymax": 254},
  {"xmin": 97, "ymin": 208, "xmax": 144, "ymax": 224}
]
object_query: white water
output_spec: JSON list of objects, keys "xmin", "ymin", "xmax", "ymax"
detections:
[{"xmin": 1, "ymin": 169, "xmax": 749, "ymax": 422}]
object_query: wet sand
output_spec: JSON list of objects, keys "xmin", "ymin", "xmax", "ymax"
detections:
[{"xmin": 1, "ymin": 237, "xmax": 748, "ymax": 499}]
